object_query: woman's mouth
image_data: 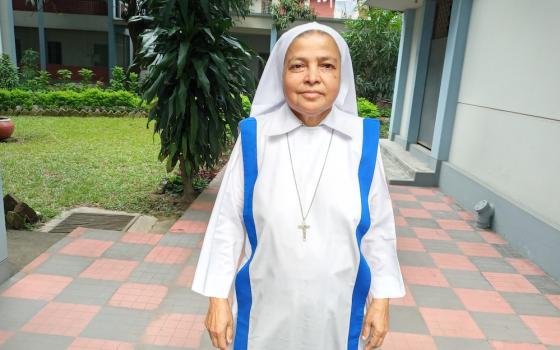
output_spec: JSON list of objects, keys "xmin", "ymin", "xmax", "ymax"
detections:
[{"xmin": 300, "ymin": 91, "xmax": 322, "ymax": 99}]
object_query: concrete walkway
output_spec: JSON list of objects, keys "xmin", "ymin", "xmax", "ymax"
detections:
[{"xmin": 1, "ymin": 171, "xmax": 560, "ymax": 349}]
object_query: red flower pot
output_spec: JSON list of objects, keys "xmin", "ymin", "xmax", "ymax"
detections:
[{"xmin": 0, "ymin": 116, "xmax": 15, "ymax": 140}]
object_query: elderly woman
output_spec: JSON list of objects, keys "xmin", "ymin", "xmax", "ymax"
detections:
[{"xmin": 192, "ymin": 22, "xmax": 405, "ymax": 350}]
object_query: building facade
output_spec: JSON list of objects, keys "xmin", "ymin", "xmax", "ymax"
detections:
[
  {"xmin": 370, "ymin": 0, "xmax": 560, "ymax": 281},
  {"xmin": 0, "ymin": 0, "xmax": 355, "ymax": 82}
]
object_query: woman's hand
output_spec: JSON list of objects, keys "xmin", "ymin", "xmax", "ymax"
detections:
[
  {"xmin": 361, "ymin": 297, "xmax": 390, "ymax": 349},
  {"xmin": 205, "ymin": 297, "xmax": 234, "ymax": 350}
]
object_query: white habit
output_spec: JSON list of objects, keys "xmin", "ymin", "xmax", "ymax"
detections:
[{"xmin": 192, "ymin": 22, "xmax": 405, "ymax": 350}]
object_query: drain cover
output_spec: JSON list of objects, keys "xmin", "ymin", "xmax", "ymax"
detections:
[{"xmin": 49, "ymin": 212, "xmax": 136, "ymax": 234}]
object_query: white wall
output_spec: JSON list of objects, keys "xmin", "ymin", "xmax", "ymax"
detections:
[{"xmin": 448, "ymin": 0, "xmax": 560, "ymax": 228}]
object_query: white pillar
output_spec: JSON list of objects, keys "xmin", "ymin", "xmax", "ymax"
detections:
[{"xmin": 0, "ymin": 0, "xmax": 17, "ymax": 64}]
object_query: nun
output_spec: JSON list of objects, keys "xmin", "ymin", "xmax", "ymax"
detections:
[{"xmin": 192, "ymin": 21, "xmax": 406, "ymax": 350}]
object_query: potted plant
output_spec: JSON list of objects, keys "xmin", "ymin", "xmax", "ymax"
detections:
[{"xmin": 0, "ymin": 116, "xmax": 15, "ymax": 140}]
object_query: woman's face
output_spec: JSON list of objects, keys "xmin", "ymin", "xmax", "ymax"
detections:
[{"xmin": 283, "ymin": 31, "xmax": 341, "ymax": 124}]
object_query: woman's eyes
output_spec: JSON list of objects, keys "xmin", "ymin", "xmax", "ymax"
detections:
[{"xmin": 289, "ymin": 63, "xmax": 336, "ymax": 71}]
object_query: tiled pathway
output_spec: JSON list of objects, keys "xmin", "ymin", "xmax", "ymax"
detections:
[{"xmin": 1, "ymin": 171, "xmax": 560, "ymax": 349}]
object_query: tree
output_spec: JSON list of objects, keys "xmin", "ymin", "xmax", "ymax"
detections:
[
  {"xmin": 270, "ymin": 0, "xmax": 316, "ymax": 31},
  {"xmin": 343, "ymin": 7, "xmax": 402, "ymax": 101},
  {"xmin": 131, "ymin": 0, "xmax": 257, "ymax": 202}
]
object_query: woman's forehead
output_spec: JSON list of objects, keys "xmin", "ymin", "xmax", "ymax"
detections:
[{"xmin": 284, "ymin": 31, "xmax": 341, "ymax": 62}]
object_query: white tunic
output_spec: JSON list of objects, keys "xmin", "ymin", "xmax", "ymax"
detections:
[{"xmin": 192, "ymin": 102, "xmax": 405, "ymax": 350}]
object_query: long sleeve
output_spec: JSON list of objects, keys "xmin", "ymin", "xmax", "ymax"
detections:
[
  {"xmin": 362, "ymin": 145, "xmax": 406, "ymax": 299},
  {"xmin": 191, "ymin": 133, "xmax": 246, "ymax": 298}
]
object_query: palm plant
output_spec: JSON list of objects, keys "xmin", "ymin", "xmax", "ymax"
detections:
[{"xmin": 131, "ymin": 0, "xmax": 257, "ymax": 202}]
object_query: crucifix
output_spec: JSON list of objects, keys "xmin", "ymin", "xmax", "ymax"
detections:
[{"xmin": 298, "ymin": 221, "xmax": 310, "ymax": 241}]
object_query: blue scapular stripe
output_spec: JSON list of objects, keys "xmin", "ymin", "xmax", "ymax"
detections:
[
  {"xmin": 234, "ymin": 117, "xmax": 259, "ymax": 350},
  {"xmin": 347, "ymin": 118, "xmax": 380, "ymax": 350}
]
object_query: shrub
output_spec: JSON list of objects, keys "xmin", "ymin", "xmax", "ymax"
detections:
[
  {"xmin": 57, "ymin": 69, "xmax": 72, "ymax": 84},
  {"xmin": 110, "ymin": 66, "xmax": 126, "ymax": 91},
  {"xmin": 20, "ymin": 49, "xmax": 39, "ymax": 82},
  {"xmin": 128, "ymin": 72, "xmax": 139, "ymax": 93},
  {"xmin": 357, "ymin": 97, "xmax": 380, "ymax": 118},
  {"xmin": 35, "ymin": 70, "xmax": 51, "ymax": 91},
  {"xmin": 0, "ymin": 54, "xmax": 19, "ymax": 89},
  {"xmin": 78, "ymin": 68, "xmax": 94, "ymax": 85},
  {"xmin": 0, "ymin": 88, "xmax": 146, "ymax": 111},
  {"xmin": 241, "ymin": 94, "xmax": 251, "ymax": 117}
]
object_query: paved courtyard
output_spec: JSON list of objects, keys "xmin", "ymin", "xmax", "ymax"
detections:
[{"xmin": 1, "ymin": 170, "xmax": 560, "ymax": 349}]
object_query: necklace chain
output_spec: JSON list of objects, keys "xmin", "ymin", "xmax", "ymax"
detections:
[{"xmin": 286, "ymin": 126, "xmax": 334, "ymax": 241}]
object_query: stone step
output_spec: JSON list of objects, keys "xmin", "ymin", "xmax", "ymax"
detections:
[{"xmin": 380, "ymin": 139, "xmax": 437, "ymax": 187}]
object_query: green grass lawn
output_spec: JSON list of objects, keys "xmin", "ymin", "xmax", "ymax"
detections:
[{"xmin": 0, "ymin": 116, "xmax": 187, "ymax": 225}]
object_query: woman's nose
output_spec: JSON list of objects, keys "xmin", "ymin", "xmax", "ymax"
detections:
[{"xmin": 305, "ymin": 65, "xmax": 320, "ymax": 84}]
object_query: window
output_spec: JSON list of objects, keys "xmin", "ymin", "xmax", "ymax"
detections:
[
  {"xmin": 15, "ymin": 39, "xmax": 22, "ymax": 64},
  {"xmin": 93, "ymin": 44, "xmax": 108, "ymax": 67},
  {"xmin": 47, "ymin": 41, "xmax": 62, "ymax": 64}
]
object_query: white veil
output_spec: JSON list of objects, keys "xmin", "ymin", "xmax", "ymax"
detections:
[{"xmin": 249, "ymin": 21, "xmax": 358, "ymax": 118}]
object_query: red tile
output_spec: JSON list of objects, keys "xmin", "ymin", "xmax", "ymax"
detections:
[
  {"xmin": 68, "ymin": 226, "xmax": 89, "ymax": 238},
  {"xmin": 205, "ymin": 187, "xmax": 219, "ymax": 194},
  {"xmin": 395, "ymin": 216, "xmax": 408, "ymax": 227},
  {"xmin": 121, "ymin": 232, "xmax": 162, "ymax": 245},
  {"xmin": 421, "ymin": 202, "xmax": 453, "ymax": 211},
  {"xmin": 430, "ymin": 253, "xmax": 477, "ymax": 271},
  {"xmin": 520, "ymin": 315, "xmax": 560, "ymax": 345},
  {"xmin": 189, "ymin": 201, "xmax": 214, "ymax": 211},
  {"xmin": 21, "ymin": 253, "xmax": 51, "ymax": 273},
  {"xmin": 389, "ymin": 185, "xmax": 410, "ymax": 194},
  {"xmin": 22, "ymin": 302, "xmax": 100, "ymax": 337},
  {"xmin": 176, "ymin": 266, "xmax": 196, "ymax": 287},
  {"xmin": 1, "ymin": 274, "xmax": 72, "ymax": 301},
  {"xmin": 454, "ymin": 288, "xmax": 514, "ymax": 314},
  {"xmin": 420, "ymin": 307, "xmax": 484, "ymax": 339},
  {"xmin": 408, "ymin": 188, "xmax": 437, "ymax": 196},
  {"xmin": 0, "ymin": 330, "xmax": 14, "ymax": 346},
  {"xmin": 483, "ymin": 272, "xmax": 539, "ymax": 293},
  {"xmin": 80, "ymin": 259, "xmax": 139, "ymax": 281},
  {"xmin": 59, "ymin": 239, "xmax": 113, "ymax": 257},
  {"xmin": 381, "ymin": 332, "xmax": 437, "ymax": 350},
  {"xmin": 545, "ymin": 295, "xmax": 560, "ymax": 310},
  {"xmin": 109, "ymin": 283, "xmax": 168, "ymax": 310},
  {"xmin": 457, "ymin": 211, "xmax": 475, "ymax": 221},
  {"xmin": 480, "ymin": 231, "xmax": 508, "ymax": 245},
  {"xmin": 390, "ymin": 285, "xmax": 416, "ymax": 307},
  {"xmin": 144, "ymin": 246, "xmax": 192, "ymax": 265},
  {"xmin": 391, "ymin": 193, "xmax": 416, "ymax": 202},
  {"xmin": 441, "ymin": 195, "xmax": 455, "ymax": 205},
  {"xmin": 397, "ymin": 237, "xmax": 425, "ymax": 252},
  {"xmin": 401, "ymin": 266, "xmax": 449, "ymax": 287},
  {"xmin": 490, "ymin": 341, "xmax": 548, "ymax": 350},
  {"xmin": 399, "ymin": 208, "xmax": 432, "ymax": 219},
  {"xmin": 457, "ymin": 242, "xmax": 501, "ymax": 257},
  {"xmin": 142, "ymin": 313, "xmax": 206, "ymax": 348},
  {"xmin": 436, "ymin": 219, "xmax": 474, "ymax": 231},
  {"xmin": 412, "ymin": 227, "xmax": 451, "ymax": 241},
  {"xmin": 506, "ymin": 258, "xmax": 545, "ymax": 276},
  {"xmin": 169, "ymin": 220, "xmax": 208, "ymax": 234},
  {"xmin": 68, "ymin": 337, "xmax": 134, "ymax": 350}
]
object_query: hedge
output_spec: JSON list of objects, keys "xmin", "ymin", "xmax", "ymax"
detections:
[{"xmin": 0, "ymin": 88, "xmax": 145, "ymax": 111}]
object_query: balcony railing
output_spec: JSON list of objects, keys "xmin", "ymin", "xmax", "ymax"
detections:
[{"xmin": 12, "ymin": 0, "xmax": 108, "ymax": 16}]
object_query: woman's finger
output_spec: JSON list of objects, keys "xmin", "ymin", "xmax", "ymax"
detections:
[
  {"xmin": 226, "ymin": 321, "xmax": 234, "ymax": 344},
  {"xmin": 216, "ymin": 329, "xmax": 228, "ymax": 350},
  {"xmin": 361, "ymin": 320, "xmax": 372, "ymax": 342}
]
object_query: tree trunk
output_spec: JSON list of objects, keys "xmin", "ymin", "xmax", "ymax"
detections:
[{"xmin": 179, "ymin": 156, "xmax": 196, "ymax": 203}]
